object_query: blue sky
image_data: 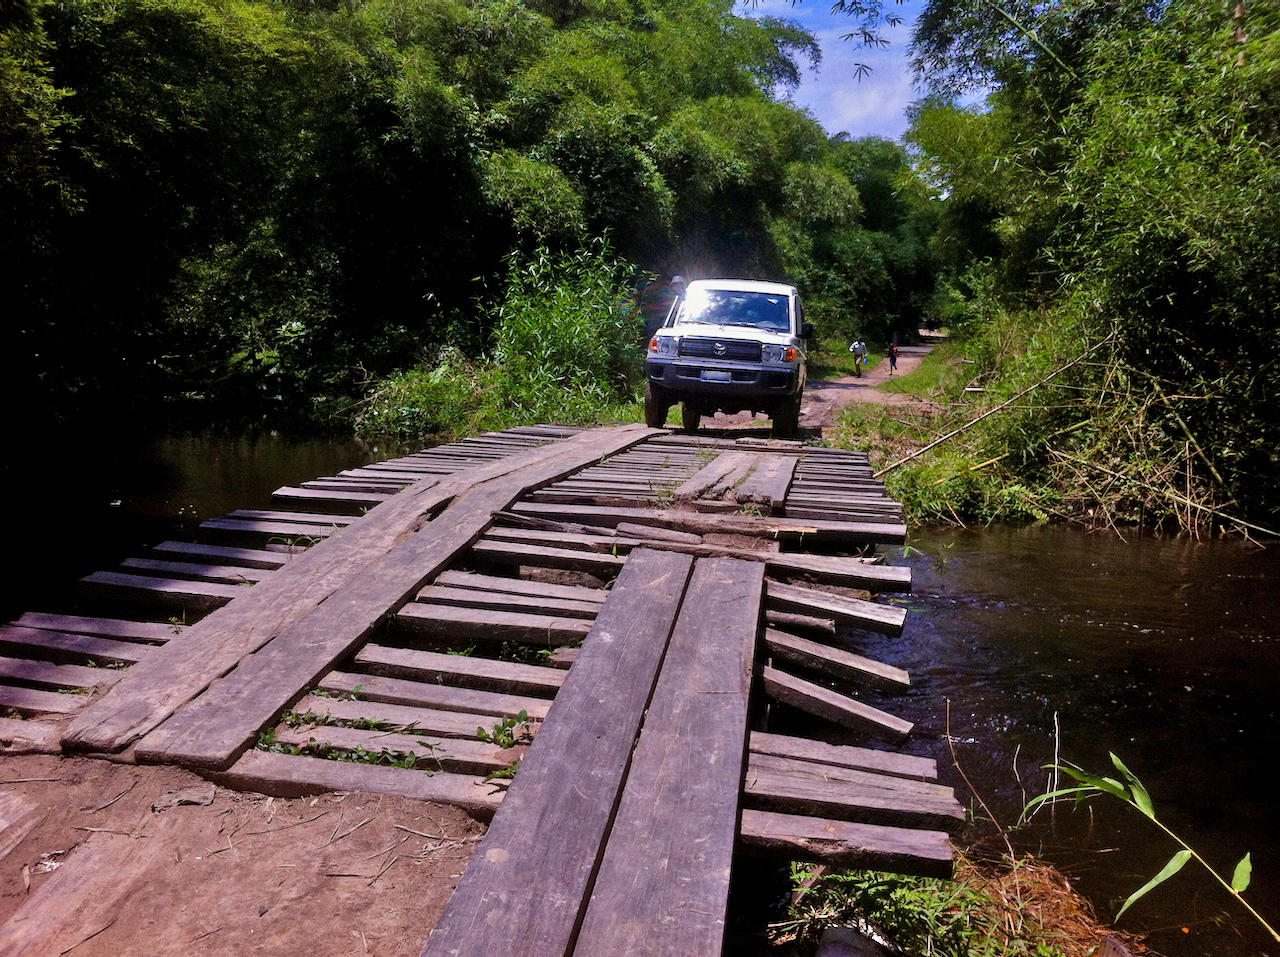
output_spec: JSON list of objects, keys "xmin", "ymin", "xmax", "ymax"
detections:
[{"xmin": 746, "ymin": 0, "xmax": 926, "ymax": 140}]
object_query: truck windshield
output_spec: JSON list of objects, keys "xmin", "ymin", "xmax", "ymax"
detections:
[{"xmin": 677, "ymin": 290, "xmax": 790, "ymax": 332}]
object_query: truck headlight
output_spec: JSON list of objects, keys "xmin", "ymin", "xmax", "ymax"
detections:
[
  {"xmin": 649, "ymin": 336, "xmax": 678, "ymax": 356},
  {"xmin": 761, "ymin": 344, "xmax": 797, "ymax": 363}
]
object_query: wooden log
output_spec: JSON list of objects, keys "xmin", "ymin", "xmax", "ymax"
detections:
[
  {"xmin": 433, "ymin": 569, "xmax": 607, "ymax": 605},
  {"xmin": 394, "ymin": 603, "xmax": 592, "ymax": 647},
  {"xmin": 319, "ymin": 671, "xmax": 551, "ymax": 721},
  {"xmin": 744, "ymin": 768, "xmax": 966, "ymax": 835},
  {"xmin": 414, "ymin": 584, "xmax": 600, "ymax": 620},
  {"xmin": 766, "ymin": 610, "xmax": 835, "ymax": 636},
  {"xmin": 764, "ymin": 629, "xmax": 910, "ymax": 691},
  {"xmin": 293, "ymin": 694, "xmax": 517, "ymax": 740},
  {"xmin": 762, "ymin": 666, "xmax": 912, "ymax": 742},
  {"xmin": 750, "ymin": 731, "xmax": 937, "ymax": 781},
  {"xmin": 421, "ymin": 550, "xmax": 696, "ymax": 957},
  {"xmin": 270, "ymin": 724, "xmax": 526, "ymax": 777},
  {"xmin": 0, "ymin": 655, "xmax": 121, "ymax": 691},
  {"xmin": 573, "ymin": 558, "xmax": 763, "ymax": 957},
  {"xmin": 738, "ymin": 809, "xmax": 954, "ymax": 879},
  {"xmin": 0, "ymin": 716, "xmax": 62, "ymax": 754},
  {"xmin": 766, "ymin": 581, "xmax": 906, "ymax": 636},
  {"xmin": 0, "ymin": 625, "xmax": 157, "ymax": 666},
  {"xmin": 65, "ymin": 424, "xmax": 654, "ymax": 757},
  {"xmin": 215, "ymin": 750, "xmax": 502, "ymax": 818},
  {"xmin": 356, "ymin": 644, "xmax": 565, "ymax": 697}
]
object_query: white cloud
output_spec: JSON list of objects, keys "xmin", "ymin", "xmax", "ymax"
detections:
[{"xmin": 749, "ymin": 0, "xmax": 924, "ymax": 140}]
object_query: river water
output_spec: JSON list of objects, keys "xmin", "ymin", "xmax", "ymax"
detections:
[{"xmin": 4, "ymin": 434, "xmax": 1277, "ymax": 955}]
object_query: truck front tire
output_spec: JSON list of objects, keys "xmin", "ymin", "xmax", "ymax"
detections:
[{"xmin": 644, "ymin": 382, "xmax": 671, "ymax": 428}]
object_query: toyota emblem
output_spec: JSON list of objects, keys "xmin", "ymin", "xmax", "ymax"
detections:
[{"xmin": 713, "ymin": 341, "xmax": 727, "ymax": 357}]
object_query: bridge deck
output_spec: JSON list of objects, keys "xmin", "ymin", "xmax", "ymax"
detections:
[{"xmin": 0, "ymin": 424, "xmax": 959, "ymax": 956}]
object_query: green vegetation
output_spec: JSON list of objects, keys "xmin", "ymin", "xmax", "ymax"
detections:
[{"xmin": 1026, "ymin": 754, "xmax": 1279, "ymax": 942}]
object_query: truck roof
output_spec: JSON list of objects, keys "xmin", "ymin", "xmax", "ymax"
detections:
[{"xmin": 684, "ymin": 279, "xmax": 798, "ymax": 295}]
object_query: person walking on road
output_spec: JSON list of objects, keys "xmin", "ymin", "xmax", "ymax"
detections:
[
  {"xmin": 849, "ymin": 339, "xmax": 868, "ymax": 377},
  {"xmin": 889, "ymin": 344, "xmax": 898, "ymax": 375}
]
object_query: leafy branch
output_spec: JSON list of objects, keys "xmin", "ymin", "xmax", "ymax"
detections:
[{"xmin": 1024, "ymin": 753, "xmax": 1278, "ymax": 940}]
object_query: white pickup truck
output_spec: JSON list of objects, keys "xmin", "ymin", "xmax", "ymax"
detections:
[{"xmin": 643, "ymin": 279, "xmax": 812, "ymax": 437}]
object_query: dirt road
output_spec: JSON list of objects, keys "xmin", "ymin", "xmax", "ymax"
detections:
[{"xmin": 699, "ymin": 344, "xmax": 937, "ymax": 438}]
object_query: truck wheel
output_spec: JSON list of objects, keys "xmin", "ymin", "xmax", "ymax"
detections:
[
  {"xmin": 644, "ymin": 382, "xmax": 671, "ymax": 428},
  {"xmin": 681, "ymin": 400, "xmax": 702, "ymax": 432},
  {"xmin": 772, "ymin": 394, "xmax": 801, "ymax": 438}
]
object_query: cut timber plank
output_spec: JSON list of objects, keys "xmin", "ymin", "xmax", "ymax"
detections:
[
  {"xmin": 0, "ymin": 717, "xmax": 63, "ymax": 753},
  {"xmin": 271, "ymin": 485, "xmax": 395, "ymax": 513},
  {"xmin": 469, "ymin": 539, "xmax": 626, "ymax": 575},
  {"xmin": 394, "ymin": 603, "xmax": 591, "ymax": 646},
  {"xmin": 216, "ymin": 750, "xmax": 502, "ymax": 818},
  {"xmin": 0, "ymin": 656, "xmax": 121, "ymax": 691},
  {"xmin": 764, "ymin": 629, "xmax": 910, "ymax": 691},
  {"xmin": 573, "ymin": 558, "xmax": 763, "ymax": 957},
  {"xmin": 150, "ymin": 541, "xmax": 290, "ymax": 569},
  {"xmin": 739, "ymin": 810, "xmax": 954, "ymax": 879},
  {"xmin": 356, "ymin": 644, "xmax": 565, "ymax": 697},
  {"xmin": 414, "ymin": 584, "xmax": 600, "ymax": 619},
  {"xmin": 421, "ymin": 550, "xmax": 695, "ymax": 957},
  {"xmin": 13, "ymin": 613, "xmax": 179, "ymax": 642},
  {"xmin": 270, "ymin": 724, "xmax": 525, "ymax": 776},
  {"xmin": 766, "ymin": 580, "xmax": 906, "ymax": 636},
  {"xmin": 672, "ymin": 451, "xmax": 759, "ymax": 504},
  {"xmin": 0, "ymin": 625, "xmax": 157, "ymax": 666},
  {"xmin": 0, "ymin": 792, "xmax": 43, "ymax": 863},
  {"xmin": 293, "ymin": 695, "xmax": 512, "ymax": 740},
  {"xmin": 750, "ymin": 732, "xmax": 936, "ymax": 781},
  {"xmin": 433, "ymin": 569, "xmax": 607, "ymax": 604},
  {"xmin": 748, "ymin": 752, "xmax": 955, "ymax": 798},
  {"xmin": 512, "ymin": 502, "xmax": 906, "ymax": 545},
  {"xmin": 0, "ymin": 685, "xmax": 88, "ymax": 717},
  {"xmin": 76, "ymin": 571, "xmax": 246, "ymax": 614},
  {"xmin": 744, "ymin": 767, "xmax": 966, "ymax": 835},
  {"xmin": 762, "ymin": 666, "xmax": 913, "ymax": 742},
  {"xmin": 764, "ymin": 553, "xmax": 911, "ymax": 592},
  {"xmin": 319, "ymin": 671, "xmax": 551, "ymax": 721},
  {"xmin": 64, "ymin": 424, "xmax": 654, "ymax": 757},
  {"xmin": 735, "ymin": 454, "xmax": 798, "ymax": 511},
  {"xmin": 118, "ymin": 557, "xmax": 271, "ymax": 585}
]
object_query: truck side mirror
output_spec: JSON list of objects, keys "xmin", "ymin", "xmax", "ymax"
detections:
[{"xmin": 800, "ymin": 322, "xmax": 814, "ymax": 340}]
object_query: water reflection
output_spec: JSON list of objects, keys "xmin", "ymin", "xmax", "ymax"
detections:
[{"xmin": 871, "ymin": 527, "xmax": 1279, "ymax": 957}]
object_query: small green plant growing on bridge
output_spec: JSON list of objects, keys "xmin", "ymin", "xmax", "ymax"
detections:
[
  {"xmin": 1024, "ymin": 753, "xmax": 1279, "ymax": 942},
  {"xmin": 477, "ymin": 710, "xmax": 531, "ymax": 749}
]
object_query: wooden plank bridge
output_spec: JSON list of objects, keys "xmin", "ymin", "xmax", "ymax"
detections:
[{"xmin": 0, "ymin": 423, "xmax": 963, "ymax": 956}]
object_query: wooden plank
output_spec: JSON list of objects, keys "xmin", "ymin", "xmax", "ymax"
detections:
[
  {"xmin": 738, "ymin": 810, "xmax": 954, "ymax": 879},
  {"xmin": 469, "ymin": 539, "xmax": 627, "ymax": 574},
  {"xmin": 764, "ymin": 629, "xmax": 910, "ymax": 691},
  {"xmin": 64, "ymin": 424, "xmax": 653, "ymax": 757},
  {"xmin": 0, "ymin": 716, "xmax": 62, "ymax": 753},
  {"xmin": 747, "ymin": 752, "xmax": 954, "ymax": 798},
  {"xmin": 764, "ymin": 553, "xmax": 912, "ymax": 592},
  {"xmin": 615, "ymin": 521, "xmax": 702, "ymax": 544},
  {"xmin": 196, "ymin": 517, "xmax": 342, "ymax": 541},
  {"xmin": 762, "ymin": 666, "xmax": 913, "ymax": 742},
  {"xmin": 293, "ymin": 694, "xmax": 514, "ymax": 740},
  {"xmin": 433, "ymin": 569, "xmax": 607, "ymax": 604},
  {"xmin": 0, "ymin": 791, "xmax": 43, "ymax": 863},
  {"xmin": 573, "ymin": 558, "xmax": 763, "ymax": 957},
  {"xmin": 149, "ymin": 540, "xmax": 292, "ymax": 569},
  {"xmin": 215, "ymin": 750, "xmax": 503, "ymax": 818},
  {"xmin": 77, "ymin": 570, "xmax": 247, "ymax": 614},
  {"xmin": 735, "ymin": 454, "xmax": 798, "ymax": 511},
  {"xmin": 766, "ymin": 581, "xmax": 906, "ymax": 636},
  {"xmin": 394, "ymin": 603, "xmax": 592, "ymax": 646},
  {"xmin": 0, "ymin": 685, "xmax": 88, "ymax": 717},
  {"xmin": 0, "ymin": 625, "xmax": 157, "ymax": 666},
  {"xmin": 118, "ymin": 556, "xmax": 272, "ymax": 585},
  {"xmin": 271, "ymin": 485, "xmax": 395, "ymax": 513},
  {"xmin": 744, "ymin": 767, "xmax": 966, "ymax": 834},
  {"xmin": 750, "ymin": 731, "xmax": 937, "ymax": 781},
  {"xmin": 0, "ymin": 655, "xmax": 122, "ymax": 691},
  {"xmin": 270, "ymin": 724, "xmax": 526, "ymax": 776},
  {"xmin": 421, "ymin": 550, "xmax": 695, "ymax": 957},
  {"xmin": 511, "ymin": 502, "xmax": 907, "ymax": 545},
  {"xmin": 415, "ymin": 584, "xmax": 601, "ymax": 619},
  {"xmin": 672, "ymin": 451, "xmax": 759, "ymax": 504},
  {"xmin": 356, "ymin": 644, "xmax": 565, "ymax": 697},
  {"xmin": 319, "ymin": 671, "xmax": 552, "ymax": 721},
  {"xmin": 13, "ymin": 613, "xmax": 180, "ymax": 642}
]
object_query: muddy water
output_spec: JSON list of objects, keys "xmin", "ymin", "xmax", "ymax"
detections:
[
  {"xmin": 5, "ymin": 436, "xmax": 1277, "ymax": 954},
  {"xmin": 800, "ymin": 527, "xmax": 1280, "ymax": 957}
]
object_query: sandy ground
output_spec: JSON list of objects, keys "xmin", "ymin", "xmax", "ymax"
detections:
[
  {"xmin": 697, "ymin": 345, "xmax": 937, "ymax": 437},
  {"xmin": 0, "ymin": 346, "xmax": 940, "ymax": 955},
  {"xmin": 0, "ymin": 754, "xmax": 482, "ymax": 956}
]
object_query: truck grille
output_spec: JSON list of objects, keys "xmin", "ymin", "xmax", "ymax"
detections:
[{"xmin": 677, "ymin": 338, "xmax": 762, "ymax": 362}]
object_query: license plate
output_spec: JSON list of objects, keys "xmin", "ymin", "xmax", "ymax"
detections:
[{"xmin": 701, "ymin": 370, "xmax": 732, "ymax": 382}]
